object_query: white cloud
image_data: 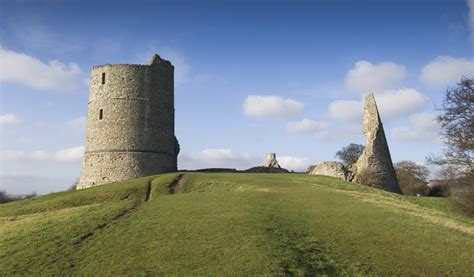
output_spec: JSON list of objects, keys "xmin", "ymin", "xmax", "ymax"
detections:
[
  {"xmin": 421, "ymin": 56, "xmax": 474, "ymax": 86},
  {"xmin": 278, "ymin": 156, "xmax": 313, "ymax": 172},
  {"xmin": 179, "ymin": 148, "xmax": 259, "ymax": 169},
  {"xmin": 1, "ymin": 146, "xmax": 84, "ymax": 163},
  {"xmin": 375, "ymin": 89, "xmax": 428, "ymax": 119},
  {"xmin": 328, "ymin": 100, "xmax": 363, "ymax": 121},
  {"xmin": 66, "ymin": 116, "xmax": 86, "ymax": 128},
  {"xmin": 0, "ymin": 47, "xmax": 85, "ymax": 92},
  {"xmin": 328, "ymin": 89, "xmax": 427, "ymax": 121},
  {"xmin": 286, "ymin": 119, "xmax": 328, "ymax": 133},
  {"xmin": 243, "ymin": 95, "xmax": 305, "ymax": 119},
  {"xmin": 391, "ymin": 112, "xmax": 440, "ymax": 142},
  {"xmin": 53, "ymin": 146, "xmax": 84, "ymax": 162},
  {"xmin": 345, "ymin": 60, "xmax": 406, "ymax": 94},
  {"xmin": 0, "ymin": 113, "xmax": 22, "ymax": 125}
]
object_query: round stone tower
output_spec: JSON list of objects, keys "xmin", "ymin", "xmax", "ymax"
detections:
[{"xmin": 77, "ymin": 54, "xmax": 179, "ymax": 189}]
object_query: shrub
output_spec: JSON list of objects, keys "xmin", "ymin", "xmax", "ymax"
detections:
[
  {"xmin": 0, "ymin": 190, "xmax": 37, "ymax": 204},
  {"xmin": 0, "ymin": 190, "xmax": 9, "ymax": 204},
  {"xmin": 306, "ymin": 165, "xmax": 317, "ymax": 173},
  {"xmin": 394, "ymin": 161, "xmax": 430, "ymax": 196},
  {"xmin": 355, "ymin": 167, "xmax": 379, "ymax": 187}
]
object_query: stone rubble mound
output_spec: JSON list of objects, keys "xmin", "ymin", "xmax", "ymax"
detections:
[{"xmin": 309, "ymin": 161, "xmax": 350, "ymax": 181}]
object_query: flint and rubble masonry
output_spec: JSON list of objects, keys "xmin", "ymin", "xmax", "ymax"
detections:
[
  {"xmin": 354, "ymin": 93, "xmax": 401, "ymax": 194},
  {"xmin": 78, "ymin": 54, "xmax": 179, "ymax": 189}
]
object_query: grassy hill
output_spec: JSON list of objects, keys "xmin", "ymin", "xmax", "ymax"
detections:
[{"xmin": 1, "ymin": 173, "xmax": 473, "ymax": 275}]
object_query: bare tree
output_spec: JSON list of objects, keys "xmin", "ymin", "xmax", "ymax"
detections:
[
  {"xmin": 394, "ymin": 161, "xmax": 429, "ymax": 196},
  {"xmin": 429, "ymin": 77, "xmax": 473, "ymax": 217},
  {"xmin": 335, "ymin": 143, "xmax": 365, "ymax": 165},
  {"xmin": 430, "ymin": 77, "xmax": 473, "ymax": 172}
]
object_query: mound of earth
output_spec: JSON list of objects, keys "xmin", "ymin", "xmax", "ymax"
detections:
[
  {"xmin": 245, "ymin": 166, "xmax": 289, "ymax": 173},
  {"xmin": 194, "ymin": 168, "xmax": 238, "ymax": 173}
]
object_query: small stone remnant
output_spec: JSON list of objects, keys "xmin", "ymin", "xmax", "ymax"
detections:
[
  {"xmin": 353, "ymin": 93, "xmax": 402, "ymax": 194},
  {"xmin": 266, "ymin": 153, "xmax": 281, "ymax": 168},
  {"xmin": 309, "ymin": 161, "xmax": 349, "ymax": 181}
]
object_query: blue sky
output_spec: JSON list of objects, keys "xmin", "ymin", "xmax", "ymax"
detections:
[{"xmin": 1, "ymin": 0, "xmax": 473, "ymax": 194}]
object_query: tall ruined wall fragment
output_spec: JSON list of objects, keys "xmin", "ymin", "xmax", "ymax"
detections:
[
  {"xmin": 354, "ymin": 94, "xmax": 402, "ymax": 194},
  {"xmin": 78, "ymin": 54, "xmax": 179, "ymax": 189}
]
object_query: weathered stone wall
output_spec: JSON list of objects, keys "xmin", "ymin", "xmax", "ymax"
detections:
[
  {"xmin": 78, "ymin": 54, "xmax": 178, "ymax": 189},
  {"xmin": 354, "ymin": 94, "xmax": 402, "ymax": 194},
  {"xmin": 266, "ymin": 153, "xmax": 281, "ymax": 168},
  {"xmin": 309, "ymin": 161, "xmax": 349, "ymax": 181}
]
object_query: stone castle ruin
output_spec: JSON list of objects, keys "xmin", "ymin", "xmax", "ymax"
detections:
[
  {"xmin": 78, "ymin": 54, "xmax": 179, "ymax": 189},
  {"xmin": 353, "ymin": 94, "xmax": 401, "ymax": 193},
  {"xmin": 266, "ymin": 153, "xmax": 281, "ymax": 168},
  {"xmin": 309, "ymin": 161, "xmax": 350, "ymax": 181},
  {"xmin": 310, "ymin": 93, "xmax": 401, "ymax": 194},
  {"xmin": 245, "ymin": 153, "xmax": 289, "ymax": 173},
  {"xmin": 76, "ymin": 54, "xmax": 400, "ymax": 194}
]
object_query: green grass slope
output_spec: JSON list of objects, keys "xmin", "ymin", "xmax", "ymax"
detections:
[{"xmin": 1, "ymin": 173, "xmax": 473, "ymax": 275}]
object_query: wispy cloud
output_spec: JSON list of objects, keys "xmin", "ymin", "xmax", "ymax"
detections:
[
  {"xmin": 391, "ymin": 113, "xmax": 440, "ymax": 142},
  {"xmin": 286, "ymin": 119, "xmax": 329, "ymax": 139},
  {"xmin": 328, "ymin": 100, "xmax": 363, "ymax": 121},
  {"xmin": 179, "ymin": 148, "xmax": 259, "ymax": 169},
  {"xmin": 8, "ymin": 21, "xmax": 82, "ymax": 53},
  {"xmin": 243, "ymin": 95, "xmax": 305, "ymax": 119},
  {"xmin": 1, "ymin": 146, "xmax": 84, "ymax": 163},
  {"xmin": 65, "ymin": 116, "xmax": 86, "ymax": 128},
  {"xmin": 0, "ymin": 113, "xmax": 22, "ymax": 126}
]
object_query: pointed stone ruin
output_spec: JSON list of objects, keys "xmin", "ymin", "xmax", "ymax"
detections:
[
  {"xmin": 266, "ymin": 153, "xmax": 281, "ymax": 168},
  {"xmin": 354, "ymin": 94, "xmax": 402, "ymax": 194}
]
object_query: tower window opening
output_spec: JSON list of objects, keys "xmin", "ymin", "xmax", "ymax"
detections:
[
  {"xmin": 102, "ymin": 73, "xmax": 106, "ymax": 84},
  {"xmin": 99, "ymin": 109, "xmax": 103, "ymax": 120}
]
